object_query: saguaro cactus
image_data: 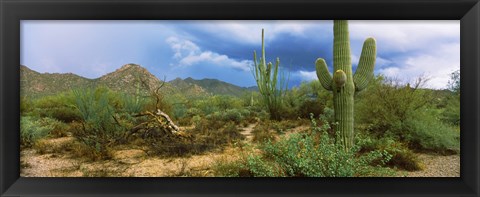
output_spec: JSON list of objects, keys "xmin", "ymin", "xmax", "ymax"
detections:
[
  {"xmin": 253, "ymin": 29, "xmax": 288, "ymax": 120},
  {"xmin": 316, "ymin": 20, "xmax": 376, "ymax": 150}
]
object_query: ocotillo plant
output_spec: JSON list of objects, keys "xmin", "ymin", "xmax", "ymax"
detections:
[
  {"xmin": 316, "ymin": 20, "xmax": 376, "ymax": 150},
  {"xmin": 252, "ymin": 29, "xmax": 288, "ymax": 120}
]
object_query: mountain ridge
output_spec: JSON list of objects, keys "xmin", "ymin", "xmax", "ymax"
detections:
[{"xmin": 20, "ymin": 64, "xmax": 257, "ymax": 98}]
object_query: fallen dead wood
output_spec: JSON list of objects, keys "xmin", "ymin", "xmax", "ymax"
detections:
[{"xmin": 127, "ymin": 108, "xmax": 185, "ymax": 141}]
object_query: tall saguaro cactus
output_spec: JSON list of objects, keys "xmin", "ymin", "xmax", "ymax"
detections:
[
  {"xmin": 316, "ymin": 20, "xmax": 376, "ymax": 150},
  {"xmin": 253, "ymin": 29, "xmax": 288, "ymax": 120}
]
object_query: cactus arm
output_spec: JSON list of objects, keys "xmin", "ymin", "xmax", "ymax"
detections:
[
  {"xmin": 353, "ymin": 37, "xmax": 377, "ymax": 92},
  {"xmin": 315, "ymin": 58, "xmax": 333, "ymax": 91}
]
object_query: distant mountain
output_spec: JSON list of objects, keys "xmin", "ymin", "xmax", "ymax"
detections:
[
  {"xmin": 168, "ymin": 77, "xmax": 209, "ymax": 97},
  {"xmin": 20, "ymin": 65, "xmax": 93, "ymax": 97},
  {"xmin": 20, "ymin": 64, "xmax": 174, "ymax": 98},
  {"xmin": 97, "ymin": 64, "xmax": 175, "ymax": 95},
  {"xmin": 20, "ymin": 64, "xmax": 257, "ymax": 98},
  {"xmin": 169, "ymin": 77, "xmax": 257, "ymax": 97}
]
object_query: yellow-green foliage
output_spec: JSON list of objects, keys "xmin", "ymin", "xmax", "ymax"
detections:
[
  {"xmin": 20, "ymin": 116, "xmax": 53, "ymax": 148},
  {"xmin": 30, "ymin": 92, "xmax": 82, "ymax": 122},
  {"xmin": 215, "ymin": 116, "xmax": 395, "ymax": 177},
  {"xmin": 72, "ymin": 87, "xmax": 128, "ymax": 157}
]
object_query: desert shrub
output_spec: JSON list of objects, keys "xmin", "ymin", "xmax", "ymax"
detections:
[
  {"xmin": 281, "ymin": 81, "xmax": 333, "ymax": 120},
  {"xmin": 218, "ymin": 122, "xmax": 245, "ymax": 143},
  {"xmin": 20, "ymin": 96, "xmax": 33, "ymax": 115},
  {"xmin": 20, "ymin": 116, "xmax": 53, "ymax": 148},
  {"xmin": 355, "ymin": 75, "xmax": 459, "ymax": 154},
  {"xmin": 148, "ymin": 120, "xmax": 244, "ymax": 157},
  {"xmin": 225, "ymin": 154, "xmax": 283, "ymax": 177},
  {"xmin": 216, "ymin": 116, "xmax": 395, "ymax": 177},
  {"xmin": 356, "ymin": 135, "xmax": 422, "ymax": 171},
  {"xmin": 33, "ymin": 106, "xmax": 82, "ymax": 123},
  {"xmin": 186, "ymin": 107, "xmax": 203, "ymax": 118},
  {"xmin": 193, "ymin": 95, "xmax": 245, "ymax": 116},
  {"xmin": 246, "ymin": 106, "xmax": 269, "ymax": 122},
  {"xmin": 193, "ymin": 116, "xmax": 224, "ymax": 132},
  {"xmin": 192, "ymin": 121, "xmax": 244, "ymax": 145},
  {"xmin": 120, "ymin": 92, "xmax": 148, "ymax": 114},
  {"xmin": 403, "ymin": 113, "xmax": 460, "ymax": 154},
  {"xmin": 37, "ymin": 117, "xmax": 70, "ymax": 137},
  {"xmin": 356, "ymin": 76, "xmax": 434, "ymax": 137},
  {"xmin": 441, "ymin": 94, "xmax": 460, "ymax": 126},
  {"xmin": 297, "ymin": 99, "xmax": 325, "ymax": 119},
  {"xmin": 272, "ymin": 119, "xmax": 306, "ymax": 134},
  {"xmin": 171, "ymin": 104, "xmax": 188, "ymax": 121},
  {"xmin": 206, "ymin": 108, "xmax": 250, "ymax": 124},
  {"xmin": 72, "ymin": 87, "xmax": 127, "ymax": 158},
  {"xmin": 252, "ymin": 121, "xmax": 276, "ymax": 143},
  {"xmin": 69, "ymin": 141, "xmax": 104, "ymax": 161},
  {"xmin": 31, "ymin": 92, "xmax": 82, "ymax": 122}
]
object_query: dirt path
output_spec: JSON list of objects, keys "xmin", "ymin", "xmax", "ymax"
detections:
[
  {"xmin": 397, "ymin": 153, "xmax": 460, "ymax": 177},
  {"xmin": 239, "ymin": 123, "xmax": 256, "ymax": 142}
]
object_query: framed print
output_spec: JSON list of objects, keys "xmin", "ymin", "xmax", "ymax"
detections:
[{"xmin": 1, "ymin": 0, "xmax": 479, "ymax": 196}]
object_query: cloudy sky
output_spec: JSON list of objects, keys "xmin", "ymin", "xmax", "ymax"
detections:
[{"xmin": 20, "ymin": 20, "xmax": 459, "ymax": 89}]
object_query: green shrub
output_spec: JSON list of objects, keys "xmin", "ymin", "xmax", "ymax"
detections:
[
  {"xmin": 252, "ymin": 121, "xmax": 276, "ymax": 143},
  {"xmin": 20, "ymin": 116, "xmax": 53, "ymax": 148},
  {"xmin": 30, "ymin": 92, "xmax": 82, "ymax": 122},
  {"xmin": 38, "ymin": 117, "xmax": 70, "ymax": 137},
  {"xmin": 404, "ymin": 114, "xmax": 460, "ymax": 154},
  {"xmin": 72, "ymin": 87, "xmax": 127, "ymax": 158},
  {"xmin": 120, "ymin": 92, "xmax": 147, "ymax": 114},
  {"xmin": 356, "ymin": 135, "xmax": 421, "ymax": 171},
  {"xmin": 33, "ymin": 106, "xmax": 82, "ymax": 123},
  {"xmin": 216, "ymin": 116, "xmax": 395, "ymax": 177},
  {"xmin": 355, "ymin": 76, "xmax": 433, "ymax": 137},
  {"xmin": 355, "ymin": 76, "xmax": 459, "ymax": 154},
  {"xmin": 441, "ymin": 95, "xmax": 460, "ymax": 126},
  {"xmin": 281, "ymin": 81, "xmax": 332, "ymax": 120},
  {"xmin": 20, "ymin": 96, "xmax": 33, "ymax": 115}
]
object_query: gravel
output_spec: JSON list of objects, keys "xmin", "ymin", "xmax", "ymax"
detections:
[{"xmin": 398, "ymin": 153, "xmax": 460, "ymax": 177}]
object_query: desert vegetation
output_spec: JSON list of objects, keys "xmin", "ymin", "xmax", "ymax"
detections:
[{"xmin": 20, "ymin": 20, "xmax": 460, "ymax": 177}]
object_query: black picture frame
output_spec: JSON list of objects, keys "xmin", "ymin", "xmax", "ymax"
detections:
[{"xmin": 1, "ymin": 0, "xmax": 479, "ymax": 196}]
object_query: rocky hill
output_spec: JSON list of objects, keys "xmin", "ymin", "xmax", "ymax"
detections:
[
  {"xmin": 169, "ymin": 77, "xmax": 255, "ymax": 97},
  {"xmin": 97, "ymin": 64, "xmax": 175, "ymax": 95},
  {"xmin": 20, "ymin": 65, "xmax": 93, "ymax": 97},
  {"xmin": 20, "ymin": 64, "xmax": 256, "ymax": 98}
]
